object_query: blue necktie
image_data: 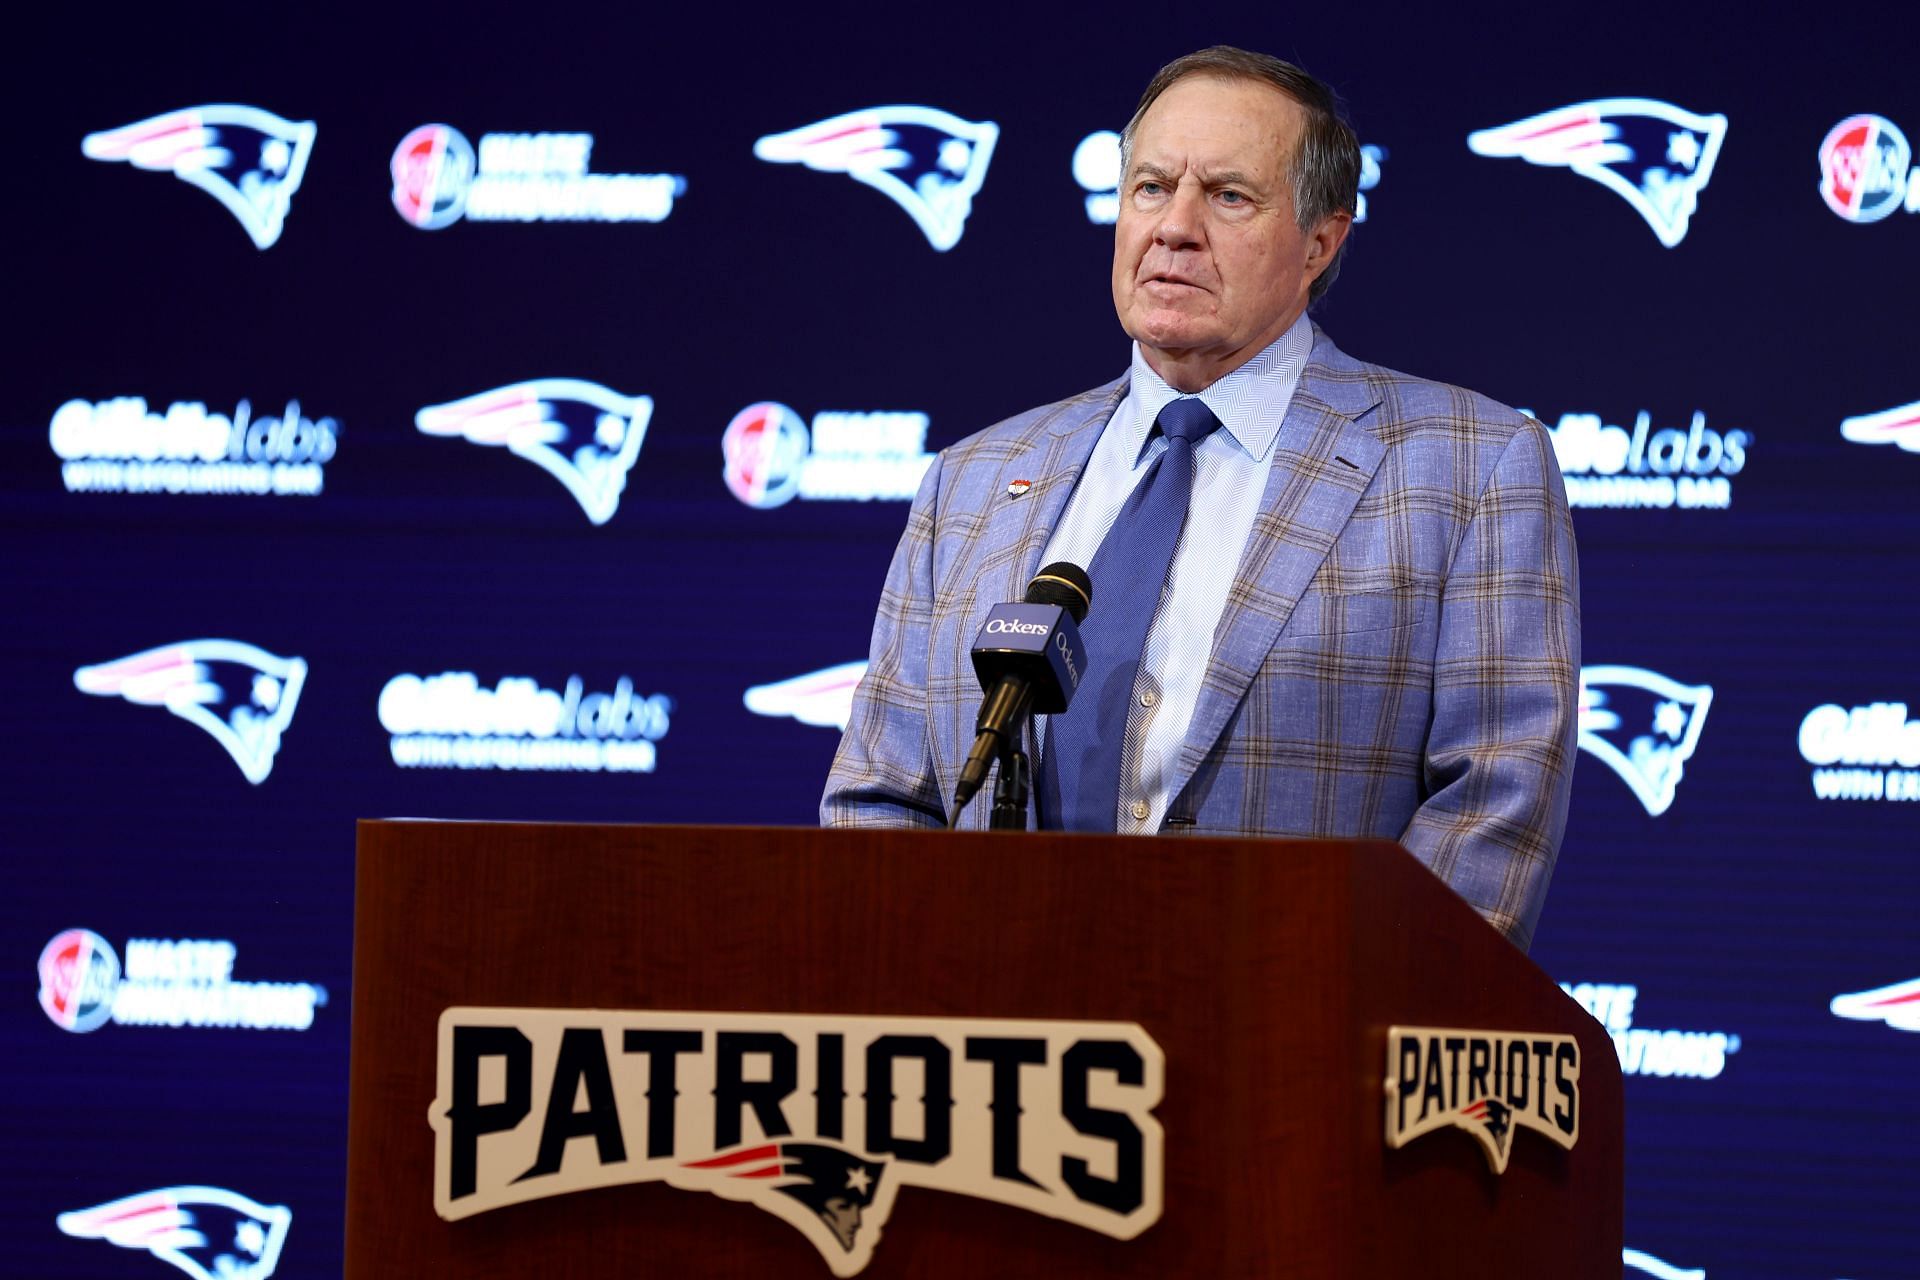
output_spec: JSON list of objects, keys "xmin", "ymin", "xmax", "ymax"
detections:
[{"xmin": 1040, "ymin": 397, "xmax": 1221, "ymax": 830}]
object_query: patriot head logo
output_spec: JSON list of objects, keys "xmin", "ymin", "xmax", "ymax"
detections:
[
  {"xmin": 1831, "ymin": 976, "xmax": 1920, "ymax": 1031},
  {"xmin": 681, "ymin": 1142, "xmax": 893, "ymax": 1262},
  {"xmin": 1840, "ymin": 399, "xmax": 1920, "ymax": 452},
  {"xmin": 391, "ymin": 123, "xmax": 477, "ymax": 229},
  {"xmin": 744, "ymin": 661, "xmax": 867, "ymax": 730},
  {"xmin": 1578, "ymin": 665, "xmax": 1713, "ymax": 816},
  {"xmin": 722, "ymin": 401, "xmax": 811, "ymax": 508},
  {"xmin": 1467, "ymin": 99, "xmax": 1727, "ymax": 247},
  {"xmin": 416, "ymin": 379, "xmax": 653, "ymax": 524},
  {"xmin": 1818, "ymin": 114, "xmax": 1914, "ymax": 223},
  {"xmin": 82, "ymin": 106, "xmax": 316, "ymax": 250},
  {"xmin": 38, "ymin": 928, "xmax": 120, "ymax": 1033},
  {"xmin": 1622, "ymin": 1248, "xmax": 1706, "ymax": 1280},
  {"xmin": 754, "ymin": 106, "xmax": 999, "ymax": 251},
  {"xmin": 1458, "ymin": 1096, "xmax": 1514, "ymax": 1165},
  {"xmin": 58, "ymin": 1186, "xmax": 291, "ymax": 1280},
  {"xmin": 75, "ymin": 640, "xmax": 307, "ymax": 784}
]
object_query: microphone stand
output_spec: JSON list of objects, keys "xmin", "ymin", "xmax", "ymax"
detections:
[{"xmin": 988, "ymin": 732, "xmax": 1030, "ymax": 831}]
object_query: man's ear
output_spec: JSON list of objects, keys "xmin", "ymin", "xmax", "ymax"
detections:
[{"xmin": 1304, "ymin": 210, "xmax": 1353, "ymax": 283}]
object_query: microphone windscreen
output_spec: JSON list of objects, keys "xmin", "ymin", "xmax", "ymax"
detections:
[{"xmin": 1025, "ymin": 562, "xmax": 1092, "ymax": 623}]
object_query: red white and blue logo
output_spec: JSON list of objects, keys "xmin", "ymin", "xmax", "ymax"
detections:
[
  {"xmin": 722, "ymin": 402, "xmax": 812, "ymax": 508},
  {"xmin": 744, "ymin": 662, "xmax": 867, "ymax": 730},
  {"xmin": 416, "ymin": 379, "xmax": 653, "ymax": 524},
  {"xmin": 1577, "ymin": 665, "xmax": 1713, "ymax": 816},
  {"xmin": 1840, "ymin": 399, "xmax": 1920, "ymax": 453},
  {"xmin": 38, "ymin": 928, "xmax": 119, "ymax": 1033},
  {"xmin": 1818, "ymin": 114, "xmax": 1917, "ymax": 223},
  {"xmin": 82, "ymin": 105, "xmax": 316, "ymax": 250},
  {"xmin": 74, "ymin": 640, "xmax": 307, "ymax": 784},
  {"xmin": 391, "ymin": 123, "xmax": 476, "ymax": 229},
  {"xmin": 1468, "ymin": 98, "xmax": 1727, "ymax": 247},
  {"xmin": 1831, "ymin": 977, "xmax": 1920, "ymax": 1032},
  {"xmin": 754, "ymin": 106, "xmax": 998, "ymax": 251},
  {"xmin": 58, "ymin": 1186, "xmax": 291, "ymax": 1280}
]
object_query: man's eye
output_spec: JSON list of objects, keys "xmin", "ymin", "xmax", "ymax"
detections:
[
  {"xmin": 1138, "ymin": 181, "xmax": 1164, "ymax": 196},
  {"xmin": 1218, "ymin": 189, "xmax": 1245, "ymax": 205}
]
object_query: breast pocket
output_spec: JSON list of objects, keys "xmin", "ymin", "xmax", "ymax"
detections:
[{"xmin": 1282, "ymin": 584, "xmax": 1429, "ymax": 638}]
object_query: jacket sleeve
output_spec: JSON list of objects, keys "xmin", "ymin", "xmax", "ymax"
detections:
[
  {"xmin": 1398, "ymin": 418, "xmax": 1581, "ymax": 952},
  {"xmin": 820, "ymin": 450, "xmax": 950, "ymax": 828}
]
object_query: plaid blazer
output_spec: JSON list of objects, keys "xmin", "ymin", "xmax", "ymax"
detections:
[{"xmin": 822, "ymin": 325, "xmax": 1580, "ymax": 950}]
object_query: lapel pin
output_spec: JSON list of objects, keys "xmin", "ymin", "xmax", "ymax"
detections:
[{"xmin": 1006, "ymin": 479, "xmax": 1032, "ymax": 498}]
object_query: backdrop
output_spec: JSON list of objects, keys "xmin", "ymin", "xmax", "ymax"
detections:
[{"xmin": 9, "ymin": 4, "xmax": 1917, "ymax": 1277}]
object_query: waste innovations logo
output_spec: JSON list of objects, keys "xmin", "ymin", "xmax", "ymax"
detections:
[
  {"xmin": 379, "ymin": 670, "xmax": 672, "ymax": 773},
  {"xmin": 74, "ymin": 640, "xmax": 307, "ymax": 784},
  {"xmin": 744, "ymin": 662, "xmax": 867, "ymax": 730},
  {"xmin": 1840, "ymin": 399, "xmax": 1920, "ymax": 453},
  {"xmin": 722, "ymin": 404, "xmax": 934, "ymax": 508},
  {"xmin": 82, "ymin": 105, "xmax": 315, "ymax": 249},
  {"xmin": 1818, "ymin": 114, "xmax": 1919, "ymax": 223},
  {"xmin": 1382, "ymin": 1026, "xmax": 1579, "ymax": 1174},
  {"xmin": 432, "ymin": 1007, "xmax": 1163, "ymax": 1277},
  {"xmin": 391, "ymin": 125, "xmax": 685, "ymax": 227},
  {"xmin": 1577, "ymin": 666, "xmax": 1713, "ymax": 816},
  {"xmin": 416, "ymin": 380, "xmax": 652, "ymax": 524},
  {"xmin": 1799, "ymin": 700, "xmax": 1920, "ymax": 802},
  {"xmin": 37, "ymin": 929, "xmax": 327, "ymax": 1034},
  {"xmin": 1072, "ymin": 131, "xmax": 1384, "ymax": 226},
  {"xmin": 51, "ymin": 398, "xmax": 336, "ymax": 496},
  {"xmin": 1831, "ymin": 976, "xmax": 1920, "ymax": 1032},
  {"xmin": 59, "ymin": 1185, "xmax": 291, "ymax": 1280},
  {"xmin": 754, "ymin": 106, "xmax": 998, "ymax": 251},
  {"xmin": 1560, "ymin": 981, "xmax": 1740, "ymax": 1080},
  {"xmin": 1468, "ymin": 98, "xmax": 1726, "ymax": 246},
  {"xmin": 1532, "ymin": 408, "xmax": 1748, "ymax": 509}
]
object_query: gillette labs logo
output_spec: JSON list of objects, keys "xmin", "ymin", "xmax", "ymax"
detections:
[
  {"xmin": 38, "ymin": 928, "xmax": 326, "ymax": 1034},
  {"xmin": 722, "ymin": 404, "xmax": 934, "ymax": 508},
  {"xmin": 1532, "ymin": 408, "xmax": 1747, "ymax": 509},
  {"xmin": 1074, "ymin": 131, "xmax": 1383, "ymax": 226},
  {"xmin": 1560, "ymin": 981, "xmax": 1739, "ymax": 1080},
  {"xmin": 380, "ymin": 671, "xmax": 672, "ymax": 773},
  {"xmin": 1799, "ymin": 701, "xmax": 1920, "ymax": 802},
  {"xmin": 392, "ymin": 126, "xmax": 684, "ymax": 228},
  {"xmin": 52, "ymin": 398, "xmax": 335, "ymax": 496}
]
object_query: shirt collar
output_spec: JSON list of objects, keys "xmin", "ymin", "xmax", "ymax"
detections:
[{"xmin": 1124, "ymin": 311, "xmax": 1313, "ymax": 465}]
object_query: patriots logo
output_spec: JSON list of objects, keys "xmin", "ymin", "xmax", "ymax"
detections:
[
  {"xmin": 754, "ymin": 106, "xmax": 999, "ymax": 251},
  {"xmin": 57, "ymin": 1185, "xmax": 291, "ymax": 1280},
  {"xmin": 1840, "ymin": 399, "xmax": 1920, "ymax": 453},
  {"xmin": 82, "ymin": 105, "xmax": 317, "ymax": 250},
  {"xmin": 416, "ymin": 379, "xmax": 653, "ymax": 525},
  {"xmin": 1831, "ymin": 976, "xmax": 1920, "ymax": 1032},
  {"xmin": 743, "ymin": 661, "xmax": 867, "ymax": 730},
  {"xmin": 1468, "ymin": 98, "xmax": 1727, "ymax": 247},
  {"xmin": 75, "ymin": 640, "xmax": 307, "ymax": 785},
  {"xmin": 1622, "ymin": 1248, "xmax": 1705, "ymax": 1280},
  {"xmin": 680, "ymin": 1141, "xmax": 892, "ymax": 1269},
  {"xmin": 1577, "ymin": 665, "xmax": 1713, "ymax": 816},
  {"xmin": 1458, "ymin": 1097, "xmax": 1513, "ymax": 1166}
]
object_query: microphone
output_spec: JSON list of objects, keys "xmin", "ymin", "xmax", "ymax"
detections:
[{"xmin": 951, "ymin": 562, "xmax": 1093, "ymax": 818}]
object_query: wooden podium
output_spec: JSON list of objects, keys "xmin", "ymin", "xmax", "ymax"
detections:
[{"xmin": 346, "ymin": 822, "xmax": 1621, "ymax": 1278}]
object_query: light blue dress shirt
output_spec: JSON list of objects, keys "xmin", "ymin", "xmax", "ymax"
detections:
[{"xmin": 1038, "ymin": 312, "xmax": 1313, "ymax": 831}]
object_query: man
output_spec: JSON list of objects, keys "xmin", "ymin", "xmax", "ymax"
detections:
[{"xmin": 822, "ymin": 47, "xmax": 1579, "ymax": 950}]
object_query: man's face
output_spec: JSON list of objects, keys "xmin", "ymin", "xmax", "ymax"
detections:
[{"xmin": 1112, "ymin": 75, "xmax": 1343, "ymax": 388}]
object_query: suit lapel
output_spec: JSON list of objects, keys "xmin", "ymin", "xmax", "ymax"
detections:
[{"xmin": 1163, "ymin": 333, "xmax": 1387, "ymax": 811}]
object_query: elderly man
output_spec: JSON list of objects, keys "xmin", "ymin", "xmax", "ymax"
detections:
[{"xmin": 822, "ymin": 46, "xmax": 1579, "ymax": 950}]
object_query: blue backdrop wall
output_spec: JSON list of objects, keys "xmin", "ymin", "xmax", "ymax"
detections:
[{"xmin": 8, "ymin": 4, "xmax": 1918, "ymax": 1277}]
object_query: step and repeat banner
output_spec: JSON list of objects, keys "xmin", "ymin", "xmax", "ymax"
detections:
[{"xmin": 7, "ymin": 6, "xmax": 1916, "ymax": 1278}]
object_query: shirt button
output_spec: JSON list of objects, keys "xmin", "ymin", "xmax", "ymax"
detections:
[
  {"xmin": 1139, "ymin": 690, "xmax": 1158, "ymax": 708},
  {"xmin": 1130, "ymin": 800, "xmax": 1150, "ymax": 822}
]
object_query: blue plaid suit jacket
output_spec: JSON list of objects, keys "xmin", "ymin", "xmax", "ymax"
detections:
[{"xmin": 822, "ymin": 325, "xmax": 1580, "ymax": 949}]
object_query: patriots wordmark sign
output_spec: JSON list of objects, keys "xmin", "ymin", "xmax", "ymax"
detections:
[
  {"xmin": 1383, "ymin": 1026, "xmax": 1580, "ymax": 1174},
  {"xmin": 433, "ymin": 1008, "xmax": 1164, "ymax": 1276}
]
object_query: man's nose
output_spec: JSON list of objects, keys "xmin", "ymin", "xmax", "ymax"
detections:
[{"xmin": 1153, "ymin": 178, "xmax": 1207, "ymax": 250}]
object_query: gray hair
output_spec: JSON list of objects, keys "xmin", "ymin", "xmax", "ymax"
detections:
[{"xmin": 1118, "ymin": 46, "xmax": 1361, "ymax": 304}]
